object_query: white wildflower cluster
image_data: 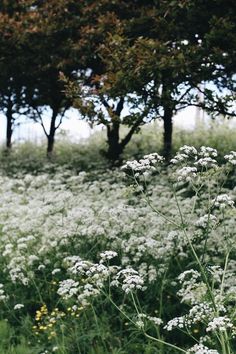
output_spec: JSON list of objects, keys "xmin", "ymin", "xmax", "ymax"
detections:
[
  {"xmin": 164, "ymin": 316, "xmax": 185, "ymax": 331},
  {"xmin": 136, "ymin": 313, "xmax": 162, "ymax": 329},
  {"xmin": 68, "ymin": 259, "xmax": 115, "ymax": 287},
  {"xmin": 0, "ymin": 284, "xmax": 7, "ymax": 301},
  {"xmin": 195, "ymin": 214, "xmax": 217, "ymax": 228},
  {"xmin": 77, "ymin": 284, "xmax": 100, "ymax": 306},
  {"xmin": 138, "ymin": 263, "xmax": 158, "ymax": 283},
  {"xmin": 171, "ymin": 146, "xmax": 220, "ymax": 183},
  {"xmin": 207, "ymin": 266, "xmax": 224, "ymax": 284},
  {"xmin": 165, "ymin": 303, "xmax": 213, "ymax": 331},
  {"xmin": 0, "ymin": 148, "xmax": 235, "ymax": 353},
  {"xmin": 99, "ymin": 250, "xmax": 118, "ymax": 262},
  {"xmin": 177, "ymin": 167, "xmax": 197, "ymax": 182},
  {"xmin": 188, "ymin": 303, "xmax": 212, "ymax": 324},
  {"xmin": 194, "ymin": 157, "xmax": 218, "ymax": 169},
  {"xmin": 171, "ymin": 145, "xmax": 198, "ymax": 165},
  {"xmin": 177, "ymin": 269, "xmax": 207, "ymax": 305},
  {"xmin": 57, "ymin": 279, "xmax": 79, "ymax": 299},
  {"xmin": 224, "ymin": 151, "xmax": 236, "ymax": 165},
  {"xmin": 199, "ymin": 147, "xmax": 218, "ymax": 158},
  {"xmin": 62, "ymin": 254, "xmax": 145, "ymax": 304},
  {"xmin": 206, "ymin": 316, "xmax": 234, "ymax": 332},
  {"xmin": 52, "ymin": 268, "xmax": 61, "ymax": 275},
  {"xmin": 111, "ymin": 268, "xmax": 145, "ymax": 294},
  {"xmin": 14, "ymin": 303, "xmax": 24, "ymax": 310},
  {"xmin": 121, "ymin": 153, "xmax": 163, "ymax": 177},
  {"xmin": 213, "ymin": 194, "xmax": 234, "ymax": 209},
  {"xmin": 187, "ymin": 344, "xmax": 219, "ymax": 354}
]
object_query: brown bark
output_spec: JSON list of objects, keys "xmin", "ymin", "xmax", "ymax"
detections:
[
  {"xmin": 163, "ymin": 106, "xmax": 173, "ymax": 160},
  {"xmin": 6, "ymin": 105, "xmax": 13, "ymax": 150},
  {"xmin": 46, "ymin": 108, "xmax": 58, "ymax": 157}
]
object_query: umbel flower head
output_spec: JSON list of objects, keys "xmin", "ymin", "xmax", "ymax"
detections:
[{"xmin": 121, "ymin": 153, "xmax": 163, "ymax": 177}]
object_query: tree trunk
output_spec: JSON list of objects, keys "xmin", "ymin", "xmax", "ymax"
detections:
[
  {"xmin": 47, "ymin": 135, "xmax": 55, "ymax": 157},
  {"xmin": 46, "ymin": 109, "xmax": 58, "ymax": 158},
  {"xmin": 163, "ymin": 106, "xmax": 173, "ymax": 160},
  {"xmin": 107, "ymin": 122, "xmax": 123, "ymax": 162},
  {"xmin": 6, "ymin": 108, "xmax": 13, "ymax": 150}
]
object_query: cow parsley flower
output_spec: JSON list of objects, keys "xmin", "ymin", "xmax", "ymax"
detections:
[
  {"xmin": 164, "ymin": 316, "xmax": 185, "ymax": 331},
  {"xmin": 187, "ymin": 343, "xmax": 219, "ymax": 354},
  {"xmin": 57, "ymin": 279, "xmax": 79, "ymax": 299},
  {"xmin": 0, "ymin": 284, "xmax": 7, "ymax": 301},
  {"xmin": 52, "ymin": 268, "xmax": 61, "ymax": 275},
  {"xmin": 199, "ymin": 146, "xmax": 218, "ymax": 158},
  {"xmin": 224, "ymin": 151, "xmax": 236, "ymax": 165},
  {"xmin": 176, "ymin": 167, "xmax": 197, "ymax": 182},
  {"xmin": 121, "ymin": 153, "xmax": 163, "ymax": 177},
  {"xmin": 100, "ymin": 251, "xmax": 118, "ymax": 262},
  {"xmin": 194, "ymin": 157, "xmax": 218, "ymax": 169},
  {"xmin": 112, "ymin": 268, "xmax": 145, "ymax": 294},
  {"xmin": 206, "ymin": 316, "xmax": 233, "ymax": 332},
  {"xmin": 195, "ymin": 214, "xmax": 217, "ymax": 228},
  {"xmin": 14, "ymin": 303, "xmax": 24, "ymax": 310},
  {"xmin": 213, "ymin": 194, "xmax": 234, "ymax": 209},
  {"xmin": 136, "ymin": 313, "xmax": 162, "ymax": 328},
  {"xmin": 171, "ymin": 146, "xmax": 197, "ymax": 164}
]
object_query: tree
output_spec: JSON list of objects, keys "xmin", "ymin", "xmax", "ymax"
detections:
[
  {"xmin": 19, "ymin": 0, "xmax": 84, "ymax": 156},
  {"xmin": 94, "ymin": 0, "xmax": 236, "ymax": 158},
  {"xmin": 0, "ymin": 0, "xmax": 83, "ymax": 156},
  {"xmin": 63, "ymin": 1, "xmax": 156, "ymax": 162},
  {"xmin": 0, "ymin": 1, "xmax": 33, "ymax": 149}
]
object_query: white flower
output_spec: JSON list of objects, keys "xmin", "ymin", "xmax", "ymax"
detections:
[
  {"xmin": 194, "ymin": 157, "xmax": 218, "ymax": 168},
  {"xmin": 224, "ymin": 151, "xmax": 236, "ymax": 165},
  {"xmin": 0, "ymin": 284, "xmax": 7, "ymax": 301},
  {"xmin": 179, "ymin": 146, "xmax": 198, "ymax": 156},
  {"xmin": 52, "ymin": 268, "xmax": 61, "ymax": 275},
  {"xmin": 164, "ymin": 316, "xmax": 185, "ymax": 331},
  {"xmin": 213, "ymin": 194, "xmax": 234, "ymax": 209},
  {"xmin": 195, "ymin": 214, "xmax": 217, "ymax": 228},
  {"xmin": 38, "ymin": 264, "xmax": 46, "ymax": 271},
  {"xmin": 137, "ymin": 313, "xmax": 162, "ymax": 327},
  {"xmin": 206, "ymin": 316, "xmax": 233, "ymax": 332},
  {"xmin": 57, "ymin": 279, "xmax": 79, "ymax": 299},
  {"xmin": 100, "ymin": 251, "xmax": 118, "ymax": 262},
  {"xmin": 199, "ymin": 146, "xmax": 218, "ymax": 158},
  {"xmin": 113, "ymin": 268, "xmax": 145, "ymax": 294},
  {"xmin": 171, "ymin": 146, "xmax": 197, "ymax": 164},
  {"xmin": 121, "ymin": 153, "xmax": 163, "ymax": 177},
  {"xmin": 14, "ymin": 304, "xmax": 24, "ymax": 310},
  {"xmin": 176, "ymin": 167, "xmax": 197, "ymax": 182},
  {"xmin": 187, "ymin": 343, "xmax": 219, "ymax": 354}
]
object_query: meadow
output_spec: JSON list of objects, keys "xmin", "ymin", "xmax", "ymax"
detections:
[{"xmin": 1, "ymin": 122, "xmax": 236, "ymax": 354}]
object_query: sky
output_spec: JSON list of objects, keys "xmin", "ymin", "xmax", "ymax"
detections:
[{"xmin": 0, "ymin": 105, "xmax": 207, "ymax": 145}]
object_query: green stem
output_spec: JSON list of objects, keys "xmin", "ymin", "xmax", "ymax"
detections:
[{"xmin": 144, "ymin": 332, "xmax": 186, "ymax": 353}]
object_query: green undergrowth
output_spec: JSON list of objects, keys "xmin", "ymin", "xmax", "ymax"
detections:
[{"xmin": 0, "ymin": 119, "xmax": 236, "ymax": 175}]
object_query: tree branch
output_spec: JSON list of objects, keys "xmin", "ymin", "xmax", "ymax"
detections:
[
  {"xmin": 120, "ymin": 114, "xmax": 144, "ymax": 149},
  {"xmin": 115, "ymin": 97, "xmax": 124, "ymax": 116},
  {"xmin": 34, "ymin": 107, "xmax": 49, "ymax": 138}
]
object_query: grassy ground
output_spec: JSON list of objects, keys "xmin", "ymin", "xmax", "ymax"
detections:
[
  {"xmin": 0, "ymin": 121, "xmax": 236, "ymax": 353},
  {"xmin": 0, "ymin": 119, "xmax": 236, "ymax": 174}
]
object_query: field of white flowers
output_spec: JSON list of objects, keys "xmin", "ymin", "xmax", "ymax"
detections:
[{"xmin": 1, "ymin": 146, "xmax": 236, "ymax": 354}]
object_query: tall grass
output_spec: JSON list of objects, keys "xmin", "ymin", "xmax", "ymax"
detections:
[{"xmin": 0, "ymin": 119, "xmax": 236, "ymax": 174}]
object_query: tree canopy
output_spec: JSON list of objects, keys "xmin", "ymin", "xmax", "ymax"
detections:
[{"xmin": 0, "ymin": 0, "xmax": 235, "ymax": 159}]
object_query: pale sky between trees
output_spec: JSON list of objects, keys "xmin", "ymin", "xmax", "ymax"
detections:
[{"xmin": 0, "ymin": 106, "xmax": 207, "ymax": 144}]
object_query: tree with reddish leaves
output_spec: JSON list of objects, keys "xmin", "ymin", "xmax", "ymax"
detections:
[
  {"xmin": 96, "ymin": 0, "xmax": 236, "ymax": 159},
  {"xmin": 70, "ymin": 0, "xmax": 235, "ymax": 160},
  {"xmin": 0, "ymin": 1, "xmax": 33, "ymax": 150},
  {"xmin": 19, "ymin": 0, "xmax": 83, "ymax": 156},
  {"xmin": 64, "ymin": 1, "xmax": 156, "ymax": 162},
  {"xmin": 0, "ymin": 0, "xmax": 83, "ymax": 156}
]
